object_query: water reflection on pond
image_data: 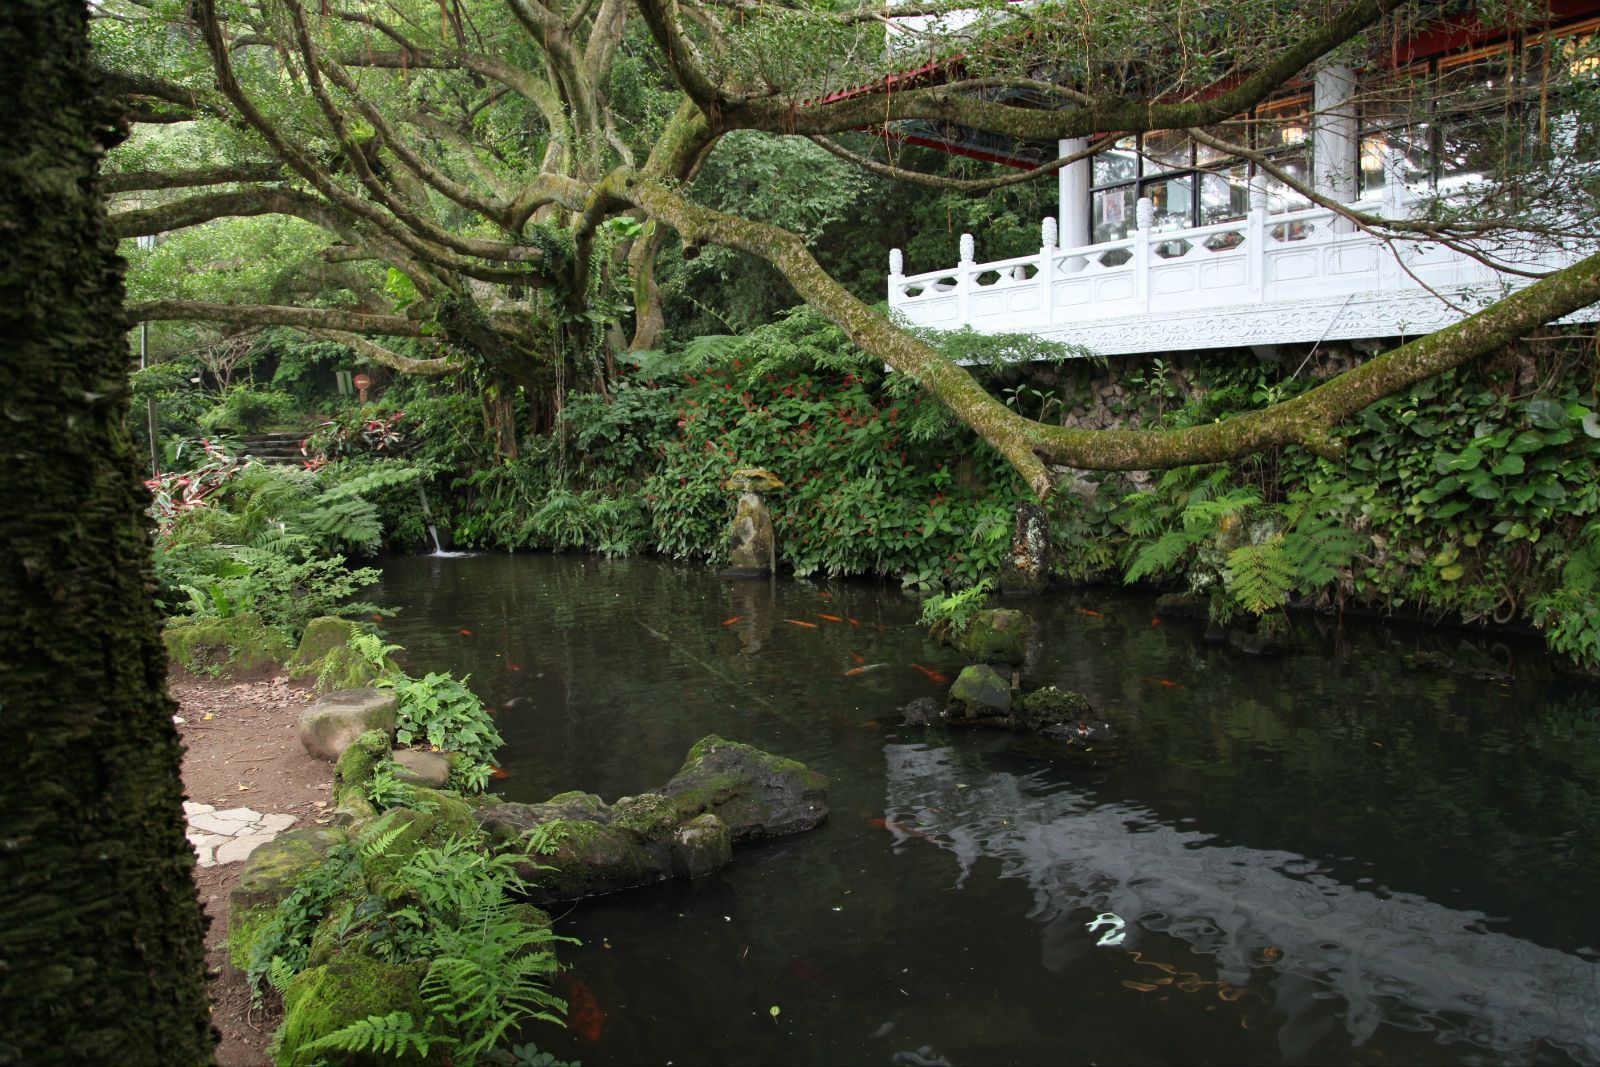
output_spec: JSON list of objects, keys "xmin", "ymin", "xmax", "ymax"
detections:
[{"xmin": 374, "ymin": 553, "xmax": 1600, "ymax": 1065}]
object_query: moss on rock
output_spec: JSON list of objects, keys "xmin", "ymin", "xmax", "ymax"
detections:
[
  {"xmin": 952, "ymin": 608, "xmax": 1028, "ymax": 665},
  {"xmin": 163, "ymin": 613, "xmax": 292, "ymax": 679},
  {"xmin": 523, "ymin": 818, "xmax": 670, "ymax": 903},
  {"xmin": 227, "ymin": 828, "xmax": 346, "ymax": 970},
  {"xmin": 662, "ymin": 735, "xmax": 829, "ymax": 842},
  {"xmin": 274, "ymin": 955, "xmax": 432, "ymax": 1066},
  {"xmin": 610, "ymin": 793, "xmax": 679, "ymax": 841}
]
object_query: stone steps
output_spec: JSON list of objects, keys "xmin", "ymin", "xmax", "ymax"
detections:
[{"xmin": 234, "ymin": 430, "xmax": 310, "ymax": 465}]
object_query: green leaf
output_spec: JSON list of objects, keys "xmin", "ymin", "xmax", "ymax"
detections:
[
  {"xmin": 1439, "ymin": 563, "xmax": 1465, "ymax": 581},
  {"xmin": 1507, "ymin": 431, "xmax": 1547, "ymax": 454},
  {"xmin": 1489, "ymin": 454, "xmax": 1525, "ymax": 476}
]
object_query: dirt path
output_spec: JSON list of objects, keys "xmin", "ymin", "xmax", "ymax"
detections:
[{"xmin": 172, "ymin": 673, "xmax": 336, "ymax": 1066}]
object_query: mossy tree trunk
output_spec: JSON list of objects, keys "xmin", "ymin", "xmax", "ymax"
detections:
[{"xmin": 0, "ymin": 1, "xmax": 214, "ymax": 1063}]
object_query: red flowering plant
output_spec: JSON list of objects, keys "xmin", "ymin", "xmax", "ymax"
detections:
[
  {"xmin": 301, "ymin": 407, "xmax": 408, "ymax": 464},
  {"xmin": 144, "ymin": 439, "xmax": 255, "ymax": 533}
]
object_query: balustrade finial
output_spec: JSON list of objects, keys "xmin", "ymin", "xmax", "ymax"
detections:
[
  {"xmin": 1041, "ymin": 217, "xmax": 1058, "ymax": 249},
  {"xmin": 959, "ymin": 233, "xmax": 975, "ymax": 264},
  {"xmin": 1135, "ymin": 197, "xmax": 1154, "ymax": 231},
  {"xmin": 889, "ymin": 248, "xmax": 904, "ymax": 276}
]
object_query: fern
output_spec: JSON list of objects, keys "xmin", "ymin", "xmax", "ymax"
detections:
[
  {"xmin": 318, "ymin": 462, "xmax": 426, "ymax": 502},
  {"xmin": 1226, "ymin": 537, "xmax": 1297, "ymax": 615},
  {"xmin": 1282, "ymin": 515, "xmax": 1364, "ymax": 591},
  {"xmin": 1124, "ymin": 528, "xmax": 1205, "ymax": 583},
  {"xmin": 300, "ymin": 1011, "xmax": 436, "ymax": 1057},
  {"xmin": 360, "ymin": 822, "xmax": 410, "ymax": 863},
  {"xmin": 267, "ymin": 956, "xmax": 297, "ymax": 995}
]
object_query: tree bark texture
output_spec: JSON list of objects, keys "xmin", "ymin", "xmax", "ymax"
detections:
[{"xmin": 0, "ymin": 1, "xmax": 215, "ymax": 1063}]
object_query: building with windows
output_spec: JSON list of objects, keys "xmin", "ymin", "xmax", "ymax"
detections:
[{"xmin": 880, "ymin": 5, "xmax": 1600, "ymax": 356}]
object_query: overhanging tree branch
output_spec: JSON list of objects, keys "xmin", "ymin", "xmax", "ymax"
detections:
[{"xmin": 125, "ymin": 299, "xmax": 428, "ymax": 338}]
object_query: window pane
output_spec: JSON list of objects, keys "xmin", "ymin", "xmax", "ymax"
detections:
[
  {"xmin": 1256, "ymin": 96, "xmax": 1310, "ymax": 152},
  {"xmin": 1199, "ymin": 165, "xmax": 1250, "ymax": 224},
  {"xmin": 1142, "ymin": 175, "xmax": 1195, "ymax": 231},
  {"xmin": 1264, "ymin": 156, "xmax": 1312, "ymax": 213},
  {"xmin": 1143, "ymin": 130, "xmax": 1192, "ymax": 174},
  {"xmin": 1092, "ymin": 186, "xmax": 1134, "ymax": 243},
  {"xmin": 1359, "ymin": 126, "xmax": 1432, "ymax": 198},
  {"xmin": 1093, "ymin": 136, "xmax": 1138, "ymax": 186}
]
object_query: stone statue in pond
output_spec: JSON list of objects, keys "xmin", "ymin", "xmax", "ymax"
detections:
[{"xmin": 720, "ymin": 467, "xmax": 783, "ymax": 579}]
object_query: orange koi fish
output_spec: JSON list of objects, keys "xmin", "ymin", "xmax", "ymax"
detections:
[
  {"xmin": 909, "ymin": 663, "xmax": 949, "ymax": 684},
  {"xmin": 1145, "ymin": 677, "xmax": 1185, "ymax": 689},
  {"xmin": 786, "ymin": 619, "xmax": 819, "ymax": 629},
  {"xmin": 506, "ymin": 662, "xmax": 521, "ymax": 671},
  {"xmin": 371, "ymin": 614, "xmax": 384, "ymax": 622},
  {"xmin": 817, "ymin": 614, "xmax": 843, "ymax": 622},
  {"xmin": 850, "ymin": 651, "xmax": 865, "ymax": 665},
  {"xmin": 860, "ymin": 720, "xmax": 880, "ymax": 728},
  {"xmin": 847, "ymin": 617, "xmax": 861, "ymax": 626},
  {"xmin": 459, "ymin": 628, "xmax": 474, "ymax": 635},
  {"xmin": 865, "ymin": 813, "xmax": 931, "ymax": 839},
  {"xmin": 1151, "ymin": 617, "xmax": 1162, "ymax": 628},
  {"xmin": 818, "ymin": 592, "xmax": 833, "ymax": 599},
  {"xmin": 559, "ymin": 976, "xmax": 605, "ymax": 1042},
  {"xmin": 489, "ymin": 766, "xmax": 509, "ymax": 780},
  {"xmin": 1074, "ymin": 608, "xmax": 1102, "ymax": 618},
  {"xmin": 721, "ymin": 615, "xmax": 742, "ymax": 626},
  {"xmin": 844, "ymin": 664, "xmax": 887, "ymax": 676},
  {"xmin": 876, "ymin": 623, "xmax": 887, "ymax": 633}
]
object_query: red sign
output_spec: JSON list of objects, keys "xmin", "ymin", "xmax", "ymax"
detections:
[{"xmin": 353, "ymin": 373, "xmax": 371, "ymax": 390}]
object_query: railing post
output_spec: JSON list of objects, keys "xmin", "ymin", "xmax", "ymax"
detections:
[
  {"xmin": 1039, "ymin": 217, "xmax": 1056, "ymax": 328},
  {"xmin": 957, "ymin": 232, "xmax": 975, "ymax": 324},
  {"xmin": 1133, "ymin": 197, "xmax": 1153, "ymax": 313},
  {"xmin": 887, "ymin": 248, "xmax": 904, "ymax": 311},
  {"xmin": 1247, "ymin": 176, "xmax": 1268, "ymax": 302}
]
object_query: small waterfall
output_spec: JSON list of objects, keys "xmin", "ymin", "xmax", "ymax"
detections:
[{"xmin": 416, "ymin": 481, "xmax": 469, "ymax": 557}]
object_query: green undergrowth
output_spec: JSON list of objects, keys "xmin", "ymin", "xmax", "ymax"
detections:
[{"xmin": 241, "ymin": 722, "xmax": 572, "ymax": 1066}]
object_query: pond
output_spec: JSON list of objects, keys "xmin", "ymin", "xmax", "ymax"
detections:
[{"xmin": 374, "ymin": 553, "xmax": 1600, "ymax": 1066}]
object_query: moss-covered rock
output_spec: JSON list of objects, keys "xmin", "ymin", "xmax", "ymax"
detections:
[
  {"xmin": 661, "ymin": 735, "xmax": 829, "ymax": 842},
  {"xmin": 521, "ymin": 818, "xmax": 671, "ymax": 903},
  {"xmin": 670, "ymin": 814, "xmax": 732, "ymax": 878},
  {"xmin": 227, "ymin": 828, "xmax": 346, "ymax": 970},
  {"xmin": 301, "ymin": 690, "xmax": 398, "ymax": 762},
  {"xmin": 286, "ymin": 616, "xmax": 384, "ymax": 693},
  {"xmin": 354, "ymin": 790, "xmax": 477, "ymax": 901},
  {"xmin": 1015, "ymin": 686, "xmax": 1093, "ymax": 730},
  {"xmin": 163, "ymin": 613, "xmax": 291, "ymax": 679},
  {"xmin": 610, "ymin": 793, "xmax": 679, "ymax": 841},
  {"xmin": 952, "ymin": 608, "xmax": 1028, "ymax": 665},
  {"xmin": 1010, "ymin": 687, "xmax": 1121, "ymax": 763},
  {"xmin": 274, "ymin": 955, "xmax": 432, "ymax": 1066},
  {"xmin": 947, "ymin": 664, "xmax": 1012, "ymax": 722}
]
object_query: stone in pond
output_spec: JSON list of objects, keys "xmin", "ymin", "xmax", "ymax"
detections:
[
  {"xmin": 391, "ymin": 748, "xmax": 451, "ymax": 788},
  {"xmin": 298, "ymin": 688, "xmax": 397, "ymax": 762},
  {"xmin": 997, "ymin": 502, "xmax": 1050, "ymax": 596},
  {"xmin": 1011, "ymin": 686, "xmax": 1120, "ymax": 763},
  {"xmin": 953, "ymin": 608, "xmax": 1028, "ymax": 665},
  {"xmin": 947, "ymin": 664, "xmax": 1011, "ymax": 722},
  {"xmin": 901, "ymin": 696, "xmax": 942, "ymax": 727},
  {"xmin": 720, "ymin": 491, "xmax": 777, "ymax": 579},
  {"xmin": 662, "ymin": 734, "xmax": 829, "ymax": 841},
  {"xmin": 671, "ymin": 813, "xmax": 733, "ymax": 878}
]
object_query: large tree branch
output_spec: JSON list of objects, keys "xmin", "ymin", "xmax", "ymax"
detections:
[
  {"xmin": 125, "ymin": 299, "xmax": 428, "ymax": 337},
  {"xmin": 304, "ymin": 330, "xmax": 456, "ymax": 376},
  {"xmin": 103, "ymin": 163, "xmax": 284, "ymax": 194}
]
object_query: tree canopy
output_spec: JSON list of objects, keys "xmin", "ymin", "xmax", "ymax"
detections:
[{"xmin": 97, "ymin": 0, "xmax": 1600, "ymax": 497}]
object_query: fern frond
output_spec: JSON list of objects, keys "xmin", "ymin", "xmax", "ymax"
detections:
[
  {"xmin": 1124, "ymin": 529, "xmax": 1204, "ymax": 583},
  {"xmin": 1226, "ymin": 537, "xmax": 1296, "ymax": 615},
  {"xmin": 360, "ymin": 822, "xmax": 410, "ymax": 862},
  {"xmin": 300, "ymin": 1011, "xmax": 435, "ymax": 1057},
  {"xmin": 266, "ymin": 955, "xmax": 297, "ymax": 995}
]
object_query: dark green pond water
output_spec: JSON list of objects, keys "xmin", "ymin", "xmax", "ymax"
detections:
[{"xmin": 373, "ymin": 553, "xmax": 1600, "ymax": 1066}]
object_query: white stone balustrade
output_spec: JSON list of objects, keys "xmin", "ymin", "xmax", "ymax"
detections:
[{"xmin": 886, "ymin": 188, "xmax": 1598, "ymax": 357}]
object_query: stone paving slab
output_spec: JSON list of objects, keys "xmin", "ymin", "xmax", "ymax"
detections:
[{"xmin": 185, "ymin": 805, "xmax": 298, "ymax": 867}]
